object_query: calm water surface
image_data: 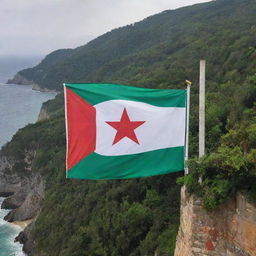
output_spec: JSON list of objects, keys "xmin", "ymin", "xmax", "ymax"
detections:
[{"xmin": 0, "ymin": 83, "xmax": 56, "ymax": 147}]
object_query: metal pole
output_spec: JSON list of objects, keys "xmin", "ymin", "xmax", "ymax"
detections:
[
  {"xmin": 185, "ymin": 80, "xmax": 191, "ymax": 175},
  {"xmin": 199, "ymin": 60, "xmax": 206, "ymax": 158}
]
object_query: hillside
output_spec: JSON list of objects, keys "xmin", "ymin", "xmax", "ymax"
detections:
[
  {"xmin": 9, "ymin": 0, "xmax": 256, "ymax": 91},
  {"xmin": 1, "ymin": 0, "xmax": 256, "ymax": 255}
]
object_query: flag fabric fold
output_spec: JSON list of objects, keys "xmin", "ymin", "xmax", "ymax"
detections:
[{"xmin": 64, "ymin": 83, "xmax": 187, "ymax": 179}]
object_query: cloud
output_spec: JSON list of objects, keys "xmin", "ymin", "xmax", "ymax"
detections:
[{"xmin": 0, "ymin": 0, "xmax": 210, "ymax": 57}]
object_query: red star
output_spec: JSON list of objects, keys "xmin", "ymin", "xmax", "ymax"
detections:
[{"xmin": 106, "ymin": 108, "xmax": 145, "ymax": 145}]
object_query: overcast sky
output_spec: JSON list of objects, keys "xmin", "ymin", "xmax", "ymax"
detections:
[{"xmin": 1, "ymin": 0, "xmax": 210, "ymax": 57}]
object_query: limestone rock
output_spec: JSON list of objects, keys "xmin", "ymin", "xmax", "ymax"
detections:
[
  {"xmin": 4, "ymin": 174, "xmax": 44, "ymax": 221},
  {"xmin": 38, "ymin": 107, "xmax": 50, "ymax": 121},
  {"xmin": 174, "ymin": 186, "xmax": 256, "ymax": 256},
  {"xmin": 0, "ymin": 153, "xmax": 45, "ymax": 255}
]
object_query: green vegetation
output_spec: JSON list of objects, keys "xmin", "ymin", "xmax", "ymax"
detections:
[
  {"xmin": 17, "ymin": 0, "xmax": 256, "ymax": 92},
  {"xmin": 178, "ymin": 75, "xmax": 256, "ymax": 209},
  {"xmin": 2, "ymin": 0, "xmax": 256, "ymax": 255},
  {"xmin": 1, "ymin": 114, "xmax": 181, "ymax": 256},
  {"xmin": 34, "ymin": 175, "xmax": 181, "ymax": 256},
  {"xmin": 178, "ymin": 115, "xmax": 256, "ymax": 209}
]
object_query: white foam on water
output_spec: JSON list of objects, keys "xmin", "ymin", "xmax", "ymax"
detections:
[
  {"xmin": 0, "ymin": 198, "xmax": 26, "ymax": 256},
  {"xmin": 0, "ymin": 218, "xmax": 7, "ymax": 227}
]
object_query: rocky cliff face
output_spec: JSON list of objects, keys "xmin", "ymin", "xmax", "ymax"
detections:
[
  {"xmin": 3, "ymin": 173, "xmax": 44, "ymax": 222},
  {"xmin": 0, "ymin": 153, "xmax": 45, "ymax": 255},
  {"xmin": 38, "ymin": 107, "xmax": 50, "ymax": 121},
  {"xmin": 7, "ymin": 73, "xmax": 55, "ymax": 92},
  {"xmin": 175, "ymin": 187, "xmax": 256, "ymax": 256},
  {"xmin": 0, "ymin": 156, "xmax": 19, "ymax": 195},
  {"xmin": 7, "ymin": 73, "xmax": 36, "ymax": 86}
]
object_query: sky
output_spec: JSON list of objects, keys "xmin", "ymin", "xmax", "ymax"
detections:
[{"xmin": 0, "ymin": 0, "xmax": 210, "ymax": 58}]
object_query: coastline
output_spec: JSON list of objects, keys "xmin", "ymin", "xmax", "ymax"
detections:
[
  {"xmin": 0, "ymin": 197, "xmax": 26, "ymax": 255},
  {"xmin": 12, "ymin": 219, "xmax": 34, "ymax": 229},
  {"xmin": 6, "ymin": 73, "xmax": 57, "ymax": 93},
  {"xmin": 0, "ymin": 82, "xmax": 56, "ymax": 255}
]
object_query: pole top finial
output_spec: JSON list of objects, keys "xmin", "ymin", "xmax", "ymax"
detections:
[{"xmin": 185, "ymin": 80, "xmax": 192, "ymax": 86}]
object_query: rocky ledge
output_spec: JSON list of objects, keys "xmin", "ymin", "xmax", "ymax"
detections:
[
  {"xmin": 3, "ymin": 173, "xmax": 44, "ymax": 222},
  {"xmin": 37, "ymin": 107, "xmax": 50, "ymax": 121},
  {"xmin": 0, "ymin": 154, "xmax": 45, "ymax": 255},
  {"xmin": 175, "ymin": 186, "xmax": 256, "ymax": 256}
]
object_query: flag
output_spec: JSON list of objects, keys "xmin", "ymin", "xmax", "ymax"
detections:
[{"xmin": 64, "ymin": 83, "xmax": 187, "ymax": 179}]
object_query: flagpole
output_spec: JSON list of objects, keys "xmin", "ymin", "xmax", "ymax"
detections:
[
  {"xmin": 199, "ymin": 60, "xmax": 206, "ymax": 158},
  {"xmin": 63, "ymin": 83, "xmax": 69, "ymax": 178},
  {"xmin": 199, "ymin": 60, "xmax": 206, "ymax": 184},
  {"xmin": 185, "ymin": 80, "xmax": 191, "ymax": 175}
]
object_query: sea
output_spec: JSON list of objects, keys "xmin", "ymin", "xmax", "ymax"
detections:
[
  {"xmin": 0, "ymin": 57, "xmax": 56, "ymax": 255},
  {"xmin": 0, "ymin": 198, "xmax": 24, "ymax": 256}
]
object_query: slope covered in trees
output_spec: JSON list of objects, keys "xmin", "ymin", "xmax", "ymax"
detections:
[
  {"xmin": 2, "ymin": 0, "xmax": 256, "ymax": 255},
  {"xmin": 15, "ymin": 0, "xmax": 256, "ymax": 92}
]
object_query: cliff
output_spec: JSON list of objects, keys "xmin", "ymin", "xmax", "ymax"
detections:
[
  {"xmin": 7, "ymin": 73, "xmax": 35, "ymax": 86},
  {"xmin": 3, "ymin": 173, "xmax": 44, "ymax": 222},
  {"xmin": 7, "ymin": 73, "xmax": 56, "ymax": 92},
  {"xmin": 37, "ymin": 107, "xmax": 50, "ymax": 121},
  {"xmin": 0, "ymin": 152, "xmax": 45, "ymax": 255},
  {"xmin": 175, "ymin": 187, "xmax": 256, "ymax": 256},
  {"xmin": 0, "ymin": 98, "xmax": 64, "ymax": 254},
  {"xmin": 37, "ymin": 92, "xmax": 63, "ymax": 122}
]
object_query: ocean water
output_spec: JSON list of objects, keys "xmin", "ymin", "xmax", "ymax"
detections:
[
  {"xmin": 0, "ymin": 83, "xmax": 56, "ymax": 147},
  {"xmin": 0, "ymin": 198, "xmax": 24, "ymax": 256},
  {"xmin": 0, "ymin": 82, "xmax": 56, "ymax": 255}
]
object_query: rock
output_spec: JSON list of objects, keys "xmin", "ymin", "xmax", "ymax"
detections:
[
  {"xmin": 174, "ymin": 186, "xmax": 256, "ymax": 256},
  {"xmin": 1, "ymin": 185, "xmax": 29, "ymax": 210},
  {"xmin": 0, "ymin": 192, "xmax": 14, "ymax": 197},
  {"xmin": 5, "ymin": 191, "xmax": 42, "ymax": 221},
  {"xmin": 7, "ymin": 73, "xmax": 35, "ymax": 86},
  {"xmin": 2, "ymin": 195, "xmax": 23, "ymax": 209},
  {"xmin": 15, "ymin": 220, "xmax": 47, "ymax": 256},
  {"xmin": 38, "ymin": 107, "xmax": 50, "ymax": 121},
  {"xmin": 15, "ymin": 230, "xmax": 28, "ymax": 244},
  {"xmin": 7, "ymin": 73, "xmax": 56, "ymax": 93},
  {"xmin": 0, "ymin": 156, "xmax": 25, "ymax": 195},
  {"xmin": 0, "ymin": 130, "xmax": 45, "ymax": 256},
  {"xmin": 4, "ymin": 174, "xmax": 44, "ymax": 222},
  {"xmin": 16, "ymin": 222, "xmax": 34, "ymax": 255}
]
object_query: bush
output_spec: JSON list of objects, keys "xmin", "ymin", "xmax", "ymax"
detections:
[{"xmin": 178, "ymin": 118, "xmax": 256, "ymax": 210}]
